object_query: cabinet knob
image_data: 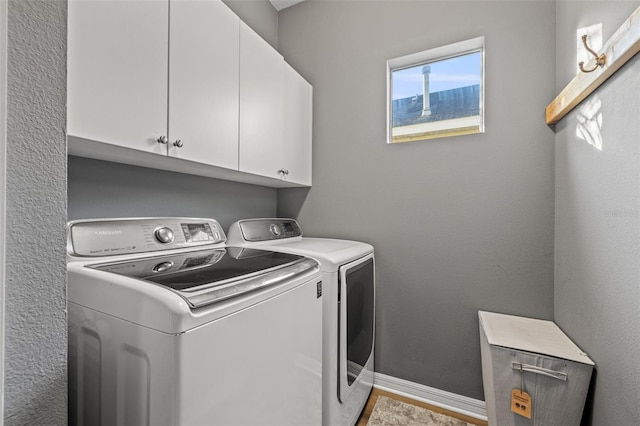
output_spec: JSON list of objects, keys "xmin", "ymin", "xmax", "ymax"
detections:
[
  {"xmin": 157, "ymin": 136, "xmax": 168, "ymax": 144},
  {"xmin": 278, "ymin": 168, "xmax": 289, "ymax": 176},
  {"xmin": 173, "ymin": 139, "xmax": 183, "ymax": 148}
]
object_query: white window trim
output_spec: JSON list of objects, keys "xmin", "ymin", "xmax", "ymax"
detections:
[{"xmin": 386, "ymin": 36, "xmax": 485, "ymax": 144}]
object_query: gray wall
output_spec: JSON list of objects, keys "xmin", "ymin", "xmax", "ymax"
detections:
[
  {"xmin": 68, "ymin": 157, "xmax": 277, "ymax": 230},
  {"xmin": 223, "ymin": 0, "xmax": 279, "ymax": 49},
  {"xmin": 277, "ymin": 0, "xmax": 556, "ymax": 400},
  {"xmin": 554, "ymin": 2, "xmax": 640, "ymax": 425},
  {"xmin": 5, "ymin": 0, "xmax": 67, "ymax": 424}
]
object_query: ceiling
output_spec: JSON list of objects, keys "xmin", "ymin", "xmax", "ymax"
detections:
[{"xmin": 269, "ymin": 0, "xmax": 306, "ymax": 11}]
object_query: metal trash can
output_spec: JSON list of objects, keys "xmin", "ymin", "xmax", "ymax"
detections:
[{"xmin": 479, "ymin": 311, "xmax": 594, "ymax": 426}]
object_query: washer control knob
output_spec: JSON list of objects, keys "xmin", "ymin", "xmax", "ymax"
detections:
[
  {"xmin": 154, "ymin": 227, "xmax": 174, "ymax": 244},
  {"xmin": 269, "ymin": 223, "xmax": 281, "ymax": 237}
]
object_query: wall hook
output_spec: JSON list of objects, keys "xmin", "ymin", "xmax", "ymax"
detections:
[{"xmin": 578, "ymin": 34, "xmax": 606, "ymax": 73}]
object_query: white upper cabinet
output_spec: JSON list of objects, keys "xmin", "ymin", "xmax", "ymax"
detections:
[
  {"xmin": 67, "ymin": 0, "xmax": 312, "ymax": 188},
  {"xmin": 282, "ymin": 62, "xmax": 313, "ymax": 186},
  {"xmin": 239, "ymin": 23, "xmax": 312, "ymax": 186},
  {"xmin": 67, "ymin": 0, "xmax": 169, "ymax": 156},
  {"xmin": 169, "ymin": 0, "xmax": 239, "ymax": 170},
  {"xmin": 68, "ymin": 0, "xmax": 240, "ymax": 169},
  {"xmin": 239, "ymin": 22, "xmax": 285, "ymax": 180}
]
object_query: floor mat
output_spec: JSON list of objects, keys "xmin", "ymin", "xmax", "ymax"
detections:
[{"xmin": 367, "ymin": 395, "xmax": 474, "ymax": 426}]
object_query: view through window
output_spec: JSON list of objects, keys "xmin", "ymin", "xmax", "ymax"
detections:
[{"xmin": 387, "ymin": 37, "xmax": 484, "ymax": 143}]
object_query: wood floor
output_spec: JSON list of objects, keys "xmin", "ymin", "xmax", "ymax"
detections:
[{"xmin": 356, "ymin": 388, "xmax": 489, "ymax": 426}]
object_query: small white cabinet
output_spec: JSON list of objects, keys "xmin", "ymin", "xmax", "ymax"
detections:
[
  {"xmin": 239, "ymin": 23, "xmax": 312, "ymax": 186},
  {"xmin": 68, "ymin": 0, "xmax": 312, "ymax": 188},
  {"xmin": 67, "ymin": 0, "xmax": 169, "ymax": 157},
  {"xmin": 239, "ymin": 23, "xmax": 285, "ymax": 180},
  {"xmin": 169, "ymin": 0, "xmax": 239, "ymax": 170},
  {"xmin": 282, "ymin": 62, "xmax": 313, "ymax": 186}
]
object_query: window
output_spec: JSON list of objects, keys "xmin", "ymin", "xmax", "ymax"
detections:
[{"xmin": 387, "ymin": 37, "xmax": 485, "ymax": 143}]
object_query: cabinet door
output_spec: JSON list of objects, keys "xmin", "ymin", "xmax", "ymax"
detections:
[
  {"xmin": 282, "ymin": 64, "xmax": 313, "ymax": 186},
  {"xmin": 67, "ymin": 0, "xmax": 168, "ymax": 155},
  {"xmin": 169, "ymin": 0, "xmax": 240, "ymax": 170},
  {"xmin": 239, "ymin": 23, "xmax": 285, "ymax": 179}
]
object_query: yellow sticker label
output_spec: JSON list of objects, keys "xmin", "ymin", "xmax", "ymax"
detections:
[{"xmin": 511, "ymin": 389, "xmax": 532, "ymax": 419}]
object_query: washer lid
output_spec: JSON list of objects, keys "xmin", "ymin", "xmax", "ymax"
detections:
[
  {"xmin": 273, "ymin": 238, "xmax": 373, "ymax": 271},
  {"xmin": 89, "ymin": 247, "xmax": 317, "ymax": 308}
]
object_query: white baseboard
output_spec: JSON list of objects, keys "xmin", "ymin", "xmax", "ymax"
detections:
[{"xmin": 373, "ymin": 372, "xmax": 488, "ymax": 421}]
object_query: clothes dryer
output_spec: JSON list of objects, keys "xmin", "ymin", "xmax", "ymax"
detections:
[
  {"xmin": 227, "ymin": 218, "xmax": 375, "ymax": 426},
  {"xmin": 67, "ymin": 217, "xmax": 323, "ymax": 426}
]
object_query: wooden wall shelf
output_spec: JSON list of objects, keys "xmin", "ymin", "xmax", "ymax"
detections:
[{"xmin": 546, "ymin": 6, "xmax": 640, "ymax": 125}]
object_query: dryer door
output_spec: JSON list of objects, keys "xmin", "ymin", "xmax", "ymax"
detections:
[{"xmin": 338, "ymin": 253, "xmax": 375, "ymax": 403}]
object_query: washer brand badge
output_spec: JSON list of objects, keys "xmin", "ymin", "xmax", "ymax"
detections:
[{"xmin": 94, "ymin": 230, "xmax": 123, "ymax": 236}]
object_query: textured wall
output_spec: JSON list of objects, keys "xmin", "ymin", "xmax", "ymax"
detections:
[
  {"xmin": 278, "ymin": 0, "xmax": 556, "ymax": 400},
  {"xmin": 5, "ymin": 0, "xmax": 67, "ymax": 424},
  {"xmin": 554, "ymin": 2, "xmax": 640, "ymax": 425}
]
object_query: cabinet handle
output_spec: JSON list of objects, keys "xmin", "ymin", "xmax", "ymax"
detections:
[
  {"xmin": 173, "ymin": 140, "xmax": 183, "ymax": 148},
  {"xmin": 157, "ymin": 136, "xmax": 168, "ymax": 144},
  {"xmin": 278, "ymin": 168, "xmax": 289, "ymax": 176},
  {"xmin": 511, "ymin": 362, "xmax": 568, "ymax": 381}
]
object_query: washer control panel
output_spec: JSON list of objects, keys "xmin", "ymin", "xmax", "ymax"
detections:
[
  {"xmin": 67, "ymin": 217, "xmax": 225, "ymax": 257},
  {"xmin": 236, "ymin": 218, "xmax": 302, "ymax": 242},
  {"xmin": 154, "ymin": 226, "xmax": 175, "ymax": 244}
]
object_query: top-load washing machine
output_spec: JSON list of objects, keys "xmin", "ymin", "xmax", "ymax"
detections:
[
  {"xmin": 67, "ymin": 217, "xmax": 323, "ymax": 426},
  {"xmin": 227, "ymin": 218, "xmax": 375, "ymax": 426}
]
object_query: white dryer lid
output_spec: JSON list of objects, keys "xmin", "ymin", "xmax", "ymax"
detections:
[{"xmin": 275, "ymin": 238, "xmax": 373, "ymax": 271}]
